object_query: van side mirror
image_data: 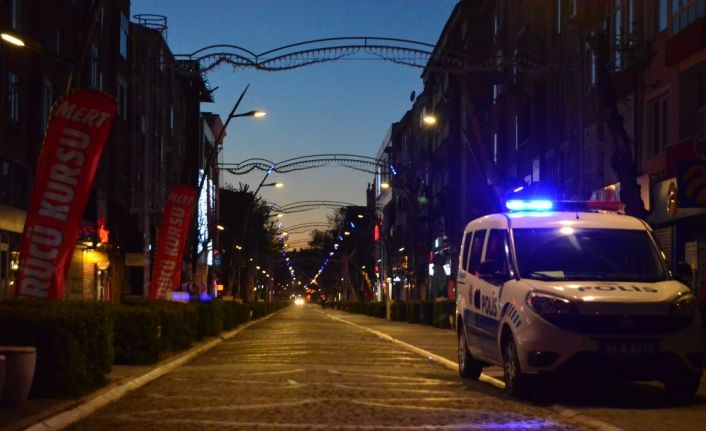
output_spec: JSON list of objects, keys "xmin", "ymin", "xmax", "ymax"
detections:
[
  {"xmin": 675, "ymin": 261, "xmax": 693, "ymax": 285},
  {"xmin": 479, "ymin": 259, "xmax": 510, "ymax": 283}
]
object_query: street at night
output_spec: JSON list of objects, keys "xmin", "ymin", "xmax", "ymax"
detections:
[
  {"xmin": 2, "ymin": 1, "xmax": 706, "ymax": 430},
  {"xmin": 63, "ymin": 305, "xmax": 593, "ymax": 431},
  {"xmin": 23, "ymin": 304, "xmax": 700, "ymax": 431}
]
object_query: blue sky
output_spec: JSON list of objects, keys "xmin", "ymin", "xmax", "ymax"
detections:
[{"xmin": 131, "ymin": 0, "xmax": 458, "ymax": 248}]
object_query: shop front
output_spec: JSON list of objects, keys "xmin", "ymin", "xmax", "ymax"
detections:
[
  {"xmin": 649, "ymin": 178, "xmax": 706, "ymax": 297},
  {"xmin": 0, "ymin": 204, "xmax": 25, "ymax": 299}
]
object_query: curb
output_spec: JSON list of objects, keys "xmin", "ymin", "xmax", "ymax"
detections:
[
  {"xmin": 324, "ymin": 311, "xmax": 625, "ymax": 431},
  {"xmin": 23, "ymin": 311, "xmax": 279, "ymax": 431}
]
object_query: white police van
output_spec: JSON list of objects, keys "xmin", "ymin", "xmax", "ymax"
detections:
[{"xmin": 456, "ymin": 200, "xmax": 704, "ymax": 399}]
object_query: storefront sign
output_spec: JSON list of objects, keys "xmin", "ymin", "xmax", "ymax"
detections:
[
  {"xmin": 150, "ymin": 186, "xmax": 197, "ymax": 300},
  {"xmin": 677, "ymin": 161, "xmax": 706, "ymax": 208},
  {"xmin": 17, "ymin": 90, "xmax": 117, "ymax": 299}
]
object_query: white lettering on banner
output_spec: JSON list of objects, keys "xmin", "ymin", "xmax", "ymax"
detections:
[
  {"xmin": 37, "ymin": 128, "xmax": 90, "ymax": 221},
  {"xmin": 157, "ymin": 260, "xmax": 176, "ymax": 290},
  {"xmin": 155, "ymin": 203, "xmax": 189, "ymax": 297},
  {"xmin": 19, "ymin": 225, "xmax": 63, "ymax": 296},
  {"xmin": 54, "ymin": 101, "xmax": 112, "ymax": 128}
]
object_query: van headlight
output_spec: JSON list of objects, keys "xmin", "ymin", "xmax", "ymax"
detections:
[
  {"xmin": 670, "ymin": 293, "xmax": 697, "ymax": 316},
  {"xmin": 527, "ymin": 291, "xmax": 577, "ymax": 325}
]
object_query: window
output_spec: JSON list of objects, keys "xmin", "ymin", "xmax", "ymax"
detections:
[
  {"xmin": 648, "ymin": 95, "xmax": 669, "ymax": 155},
  {"xmin": 10, "ymin": 0, "xmax": 18, "ymax": 29},
  {"xmin": 483, "ymin": 229, "xmax": 510, "ymax": 276},
  {"xmin": 613, "ymin": 0, "xmax": 625, "ymax": 71},
  {"xmin": 90, "ymin": 43, "xmax": 100, "ymax": 89},
  {"xmin": 493, "ymin": 133, "xmax": 498, "ymax": 164},
  {"xmin": 672, "ymin": 0, "xmax": 706, "ymax": 33},
  {"xmin": 513, "ymin": 228, "xmax": 667, "ymax": 282},
  {"xmin": 589, "ymin": 48, "xmax": 596, "ymax": 87},
  {"xmin": 117, "ymin": 76, "xmax": 127, "ymax": 120},
  {"xmin": 8, "ymin": 73, "xmax": 19, "ymax": 122},
  {"xmin": 41, "ymin": 78, "xmax": 53, "ymax": 132},
  {"xmin": 461, "ymin": 233, "xmax": 473, "ymax": 272},
  {"xmin": 120, "ymin": 12, "xmax": 129, "ymax": 59},
  {"xmin": 659, "ymin": 0, "xmax": 669, "ymax": 31},
  {"xmin": 468, "ymin": 230, "xmax": 487, "ymax": 274}
]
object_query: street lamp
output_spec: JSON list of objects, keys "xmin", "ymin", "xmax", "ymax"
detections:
[
  {"xmin": 1, "ymin": 32, "xmax": 25, "ymax": 47},
  {"xmin": 197, "ymin": 84, "xmax": 266, "ymax": 295}
]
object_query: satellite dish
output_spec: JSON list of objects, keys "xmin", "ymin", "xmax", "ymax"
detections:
[{"xmin": 410, "ymin": 91, "xmax": 416, "ymax": 102}]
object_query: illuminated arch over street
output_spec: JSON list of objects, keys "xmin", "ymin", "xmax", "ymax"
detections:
[
  {"xmin": 220, "ymin": 153, "xmax": 390, "ymax": 176},
  {"xmin": 174, "ymin": 36, "xmax": 485, "ymax": 74}
]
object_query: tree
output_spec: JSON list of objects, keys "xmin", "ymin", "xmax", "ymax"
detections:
[{"xmin": 587, "ymin": 30, "xmax": 648, "ymax": 219}]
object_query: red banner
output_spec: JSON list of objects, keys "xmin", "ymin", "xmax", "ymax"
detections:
[
  {"xmin": 150, "ymin": 186, "xmax": 197, "ymax": 300},
  {"xmin": 17, "ymin": 89, "xmax": 117, "ymax": 298}
]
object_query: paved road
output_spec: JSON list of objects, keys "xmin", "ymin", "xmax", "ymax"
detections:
[
  {"xmin": 65, "ymin": 305, "xmax": 591, "ymax": 430},
  {"xmin": 322, "ymin": 308, "xmax": 706, "ymax": 431}
]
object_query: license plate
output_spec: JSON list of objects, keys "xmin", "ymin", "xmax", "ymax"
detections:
[{"xmin": 597, "ymin": 340, "xmax": 659, "ymax": 358}]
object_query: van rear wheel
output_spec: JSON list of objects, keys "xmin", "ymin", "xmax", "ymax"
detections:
[
  {"xmin": 458, "ymin": 329, "xmax": 482, "ymax": 379},
  {"xmin": 502, "ymin": 337, "xmax": 528, "ymax": 397}
]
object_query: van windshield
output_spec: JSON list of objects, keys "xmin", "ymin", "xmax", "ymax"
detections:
[{"xmin": 513, "ymin": 228, "xmax": 668, "ymax": 282}]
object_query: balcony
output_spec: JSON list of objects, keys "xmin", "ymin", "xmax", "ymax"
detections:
[{"xmin": 665, "ymin": 17, "xmax": 706, "ymax": 66}]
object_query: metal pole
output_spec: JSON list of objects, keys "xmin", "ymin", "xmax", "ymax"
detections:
[{"xmin": 193, "ymin": 84, "xmax": 251, "ymax": 291}]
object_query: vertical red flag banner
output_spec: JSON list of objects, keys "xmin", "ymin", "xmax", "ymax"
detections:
[
  {"xmin": 17, "ymin": 89, "xmax": 117, "ymax": 299},
  {"xmin": 150, "ymin": 186, "xmax": 197, "ymax": 300}
]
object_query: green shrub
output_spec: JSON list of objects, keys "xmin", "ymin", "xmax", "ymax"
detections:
[
  {"xmin": 231, "ymin": 302, "xmax": 251, "ymax": 325},
  {"xmin": 433, "ymin": 300, "xmax": 454, "ymax": 328},
  {"xmin": 0, "ymin": 300, "xmax": 114, "ymax": 397},
  {"xmin": 113, "ymin": 305, "xmax": 160, "ymax": 365},
  {"xmin": 390, "ymin": 301, "xmax": 407, "ymax": 321},
  {"xmin": 157, "ymin": 302, "xmax": 197, "ymax": 351},
  {"xmin": 407, "ymin": 301, "xmax": 421, "ymax": 323},
  {"xmin": 248, "ymin": 301, "xmax": 266, "ymax": 319},
  {"xmin": 420, "ymin": 300, "xmax": 434, "ymax": 326},
  {"xmin": 195, "ymin": 301, "xmax": 224, "ymax": 339}
]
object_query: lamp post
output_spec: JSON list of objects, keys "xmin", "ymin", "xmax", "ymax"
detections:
[
  {"xmin": 194, "ymin": 84, "xmax": 265, "ymax": 294},
  {"xmin": 235, "ymin": 174, "xmax": 284, "ymax": 302}
]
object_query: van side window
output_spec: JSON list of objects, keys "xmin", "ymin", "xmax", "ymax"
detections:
[
  {"xmin": 461, "ymin": 232, "xmax": 473, "ymax": 271},
  {"xmin": 468, "ymin": 230, "xmax": 486, "ymax": 273},
  {"xmin": 484, "ymin": 229, "xmax": 510, "ymax": 275}
]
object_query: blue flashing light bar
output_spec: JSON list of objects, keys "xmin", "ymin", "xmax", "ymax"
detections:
[
  {"xmin": 505, "ymin": 199, "xmax": 554, "ymax": 211},
  {"xmin": 390, "ymin": 164, "xmax": 398, "ymax": 176}
]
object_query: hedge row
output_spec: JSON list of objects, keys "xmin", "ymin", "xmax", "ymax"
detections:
[
  {"xmin": 0, "ymin": 299, "xmax": 288, "ymax": 397},
  {"xmin": 335, "ymin": 301, "xmax": 386, "ymax": 318},
  {"xmin": 333, "ymin": 299, "xmax": 455, "ymax": 329}
]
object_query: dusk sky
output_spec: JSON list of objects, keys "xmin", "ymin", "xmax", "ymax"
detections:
[{"xmin": 131, "ymin": 0, "xmax": 458, "ymax": 249}]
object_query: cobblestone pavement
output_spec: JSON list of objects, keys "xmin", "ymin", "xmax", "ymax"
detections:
[{"xmin": 65, "ymin": 305, "xmax": 592, "ymax": 430}]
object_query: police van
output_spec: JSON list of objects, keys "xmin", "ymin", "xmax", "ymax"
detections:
[{"xmin": 455, "ymin": 200, "xmax": 704, "ymax": 399}]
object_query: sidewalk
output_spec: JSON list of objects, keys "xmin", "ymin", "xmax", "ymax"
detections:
[{"xmin": 0, "ymin": 314, "xmax": 273, "ymax": 431}]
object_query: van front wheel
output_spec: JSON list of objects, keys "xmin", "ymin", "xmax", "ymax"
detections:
[
  {"xmin": 663, "ymin": 371, "xmax": 701, "ymax": 402},
  {"xmin": 458, "ymin": 329, "xmax": 482, "ymax": 379},
  {"xmin": 502, "ymin": 337, "xmax": 528, "ymax": 397}
]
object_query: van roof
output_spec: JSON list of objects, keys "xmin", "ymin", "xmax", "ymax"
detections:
[{"xmin": 500, "ymin": 211, "xmax": 648, "ymax": 230}]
